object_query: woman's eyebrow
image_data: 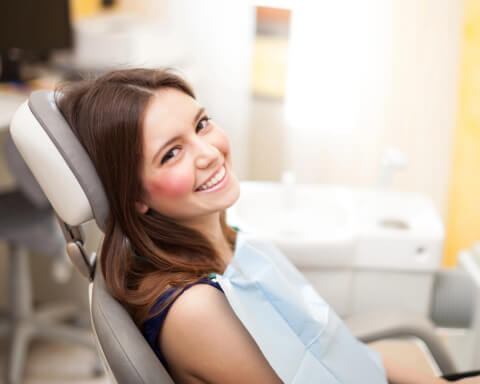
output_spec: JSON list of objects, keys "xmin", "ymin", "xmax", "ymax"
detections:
[
  {"xmin": 151, "ymin": 107, "xmax": 206, "ymax": 165},
  {"xmin": 152, "ymin": 135, "xmax": 180, "ymax": 164},
  {"xmin": 193, "ymin": 107, "xmax": 205, "ymax": 124}
]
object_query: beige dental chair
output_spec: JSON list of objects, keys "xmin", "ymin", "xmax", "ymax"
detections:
[{"xmin": 8, "ymin": 89, "xmax": 457, "ymax": 383}]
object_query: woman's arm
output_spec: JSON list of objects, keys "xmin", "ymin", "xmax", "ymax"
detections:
[
  {"xmin": 159, "ymin": 284, "xmax": 478, "ymax": 384},
  {"xmin": 385, "ymin": 358, "xmax": 480, "ymax": 384},
  {"xmin": 384, "ymin": 357, "xmax": 448, "ymax": 384},
  {"xmin": 159, "ymin": 284, "xmax": 283, "ymax": 384}
]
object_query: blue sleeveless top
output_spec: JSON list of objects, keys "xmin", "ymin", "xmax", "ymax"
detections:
[{"xmin": 142, "ymin": 278, "xmax": 224, "ymax": 369}]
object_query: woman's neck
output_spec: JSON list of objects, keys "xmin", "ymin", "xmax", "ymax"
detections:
[{"xmin": 177, "ymin": 212, "xmax": 234, "ymax": 265}]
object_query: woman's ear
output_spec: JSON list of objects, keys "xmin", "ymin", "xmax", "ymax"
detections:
[{"xmin": 135, "ymin": 201, "xmax": 149, "ymax": 214}]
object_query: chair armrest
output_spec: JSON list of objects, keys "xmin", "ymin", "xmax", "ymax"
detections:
[{"xmin": 345, "ymin": 310, "xmax": 457, "ymax": 375}]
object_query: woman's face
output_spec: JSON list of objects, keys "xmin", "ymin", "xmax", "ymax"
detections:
[{"xmin": 137, "ymin": 88, "xmax": 240, "ymax": 223}]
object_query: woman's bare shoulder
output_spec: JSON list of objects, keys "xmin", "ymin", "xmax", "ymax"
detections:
[{"xmin": 159, "ymin": 283, "xmax": 282, "ymax": 384}]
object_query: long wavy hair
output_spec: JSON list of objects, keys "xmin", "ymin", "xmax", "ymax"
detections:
[{"xmin": 55, "ymin": 68, "xmax": 237, "ymax": 327}]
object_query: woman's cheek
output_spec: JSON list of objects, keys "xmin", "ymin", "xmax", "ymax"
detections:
[
  {"xmin": 147, "ymin": 171, "xmax": 193, "ymax": 199},
  {"xmin": 216, "ymin": 130, "xmax": 231, "ymax": 154}
]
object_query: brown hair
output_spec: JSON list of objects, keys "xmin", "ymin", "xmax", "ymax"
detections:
[{"xmin": 55, "ymin": 68, "xmax": 237, "ymax": 326}]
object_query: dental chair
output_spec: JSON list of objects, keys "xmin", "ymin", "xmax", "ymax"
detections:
[
  {"xmin": 0, "ymin": 133, "xmax": 97, "ymax": 384},
  {"xmin": 8, "ymin": 89, "xmax": 458, "ymax": 383}
]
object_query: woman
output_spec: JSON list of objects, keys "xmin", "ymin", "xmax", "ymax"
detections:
[{"xmin": 56, "ymin": 68, "xmax": 478, "ymax": 383}]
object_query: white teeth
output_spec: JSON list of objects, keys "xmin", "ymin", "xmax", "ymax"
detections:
[{"xmin": 198, "ymin": 166, "xmax": 226, "ymax": 190}]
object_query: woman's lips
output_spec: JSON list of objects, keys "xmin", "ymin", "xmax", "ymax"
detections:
[{"xmin": 195, "ymin": 165, "xmax": 228, "ymax": 193}]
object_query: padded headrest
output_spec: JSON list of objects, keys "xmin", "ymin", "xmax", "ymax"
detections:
[
  {"xmin": 9, "ymin": 90, "xmax": 109, "ymax": 231},
  {"xmin": 4, "ymin": 132, "xmax": 50, "ymax": 209}
]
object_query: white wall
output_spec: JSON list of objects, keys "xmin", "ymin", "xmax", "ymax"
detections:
[
  {"xmin": 283, "ymin": 0, "xmax": 463, "ymax": 219},
  {"xmin": 166, "ymin": 0, "xmax": 256, "ymax": 180}
]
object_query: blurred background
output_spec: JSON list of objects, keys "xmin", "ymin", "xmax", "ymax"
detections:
[{"xmin": 0, "ymin": 0, "xmax": 480, "ymax": 381}]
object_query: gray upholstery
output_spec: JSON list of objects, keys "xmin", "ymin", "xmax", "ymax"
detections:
[
  {"xmin": 28, "ymin": 91, "xmax": 109, "ymax": 231},
  {"xmin": 19, "ymin": 90, "xmax": 175, "ymax": 383},
  {"xmin": 91, "ymin": 264, "xmax": 174, "ymax": 384},
  {"xmin": 0, "ymin": 190, "xmax": 61, "ymax": 255},
  {"xmin": 430, "ymin": 268, "xmax": 475, "ymax": 328}
]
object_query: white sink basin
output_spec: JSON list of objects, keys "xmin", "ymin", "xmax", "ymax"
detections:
[
  {"xmin": 228, "ymin": 182, "xmax": 444, "ymax": 271},
  {"xmin": 228, "ymin": 181, "xmax": 356, "ymax": 268},
  {"xmin": 353, "ymin": 188, "xmax": 444, "ymax": 271}
]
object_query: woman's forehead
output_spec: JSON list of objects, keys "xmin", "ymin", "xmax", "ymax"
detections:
[
  {"xmin": 144, "ymin": 88, "xmax": 199, "ymax": 130},
  {"xmin": 144, "ymin": 88, "xmax": 200, "ymax": 131},
  {"xmin": 142, "ymin": 88, "xmax": 200, "ymax": 160}
]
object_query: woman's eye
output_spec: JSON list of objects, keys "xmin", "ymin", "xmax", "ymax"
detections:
[
  {"xmin": 196, "ymin": 116, "xmax": 210, "ymax": 133},
  {"xmin": 161, "ymin": 147, "xmax": 180, "ymax": 164}
]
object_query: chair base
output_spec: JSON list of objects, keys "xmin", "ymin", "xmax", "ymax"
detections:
[{"xmin": 2, "ymin": 243, "xmax": 102, "ymax": 384}]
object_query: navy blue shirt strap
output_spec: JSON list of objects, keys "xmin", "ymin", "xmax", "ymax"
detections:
[{"xmin": 142, "ymin": 278, "xmax": 224, "ymax": 370}]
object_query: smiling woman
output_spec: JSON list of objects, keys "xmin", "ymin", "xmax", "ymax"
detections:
[
  {"xmin": 136, "ymin": 87, "xmax": 239, "ymax": 222},
  {"xmin": 55, "ymin": 69, "xmax": 240, "ymax": 323},
  {"xmin": 53, "ymin": 69, "xmax": 280, "ymax": 383},
  {"xmin": 52, "ymin": 68, "xmax": 480, "ymax": 384}
]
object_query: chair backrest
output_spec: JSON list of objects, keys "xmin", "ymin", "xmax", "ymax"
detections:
[
  {"xmin": 9, "ymin": 89, "xmax": 174, "ymax": 384},
  {"xmin": 4, "ymin": 132, "xmax": 50, "ymax": 209},
  {"xmin": 91, "ymin": 260, "xmax": 174, "ymax": 383}
]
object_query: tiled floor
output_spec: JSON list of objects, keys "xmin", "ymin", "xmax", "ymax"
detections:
[{"xmin": 0, "ymin": 339, "xmax": 108, "ymax": 384}]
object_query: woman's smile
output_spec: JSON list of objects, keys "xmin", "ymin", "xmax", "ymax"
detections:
[
  {"xmin": 195, "ymin": 164, "xmax": 228, "ymax": 192},
  {"xmin": 138, "ymin": 88, "xmax": 240, "ymax": 220}
]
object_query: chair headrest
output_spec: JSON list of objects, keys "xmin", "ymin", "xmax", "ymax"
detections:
[{"xmin": 9, "ymin": 90, "xmax": 109, "ymax": 231}]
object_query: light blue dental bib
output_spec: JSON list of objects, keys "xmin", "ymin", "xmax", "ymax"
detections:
[{"xmin": 215, "ymin": 233, "xmax": 387, "ymax": 384}]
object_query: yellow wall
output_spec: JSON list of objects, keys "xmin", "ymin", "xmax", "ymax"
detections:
[
  {"xmin": 444, "ymin": 0, "xmax": 480, "ymax": 266},
  {"xmin": 70, "ymin": 0, "xmax": 102, "ymax": 19},
  {"xmin": 251, "ymin": 36, "xmax": 289, "ymax": 99}
]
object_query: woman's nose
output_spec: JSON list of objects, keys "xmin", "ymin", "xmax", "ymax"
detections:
[{"xmin": 195, "ymin": 140, "xmax": 220, "ymax": 169}]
